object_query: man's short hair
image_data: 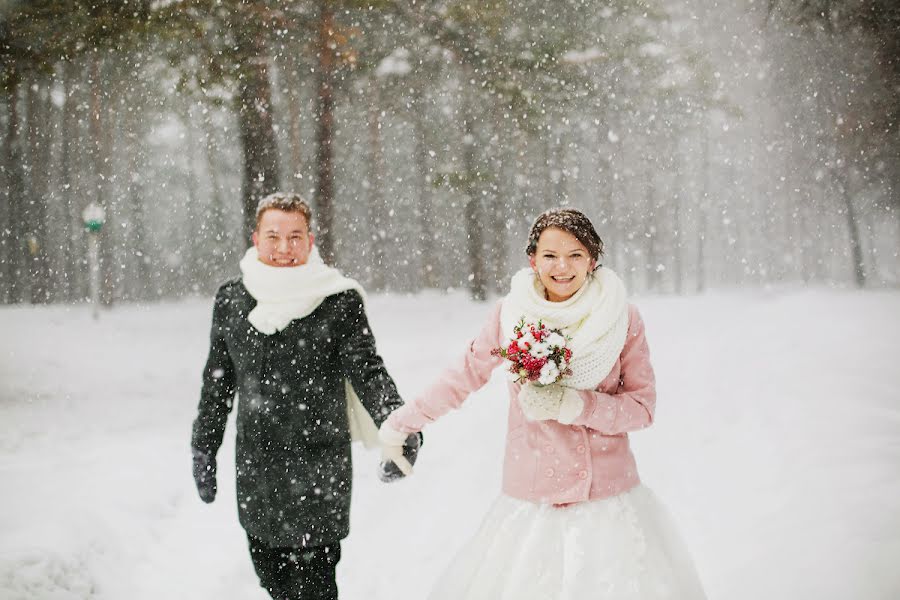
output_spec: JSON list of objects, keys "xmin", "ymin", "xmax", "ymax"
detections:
[{"xmin": 255, "ymin": 192, "xmax": 313, "ymax": 230}]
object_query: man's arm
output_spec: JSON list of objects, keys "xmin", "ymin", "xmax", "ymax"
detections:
[
  {"xmin": 191, "ymin": 286, "xmax": 238, "ymax": 458},
  {"xmin": 335, "ymin": 290, "xmax": 402, "ymax": 428}
]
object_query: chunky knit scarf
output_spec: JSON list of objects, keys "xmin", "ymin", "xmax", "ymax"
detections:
[
  {"xmin": 239, "ymin": 246, "xmax": 379, "ymax": 448},
  {"xmin": 240, "ymin": 246, "xmax": 365, "ymax": 334},
  {"xmin": 500, "ymin": 267, "xmax": 630, "ymax": 390}
]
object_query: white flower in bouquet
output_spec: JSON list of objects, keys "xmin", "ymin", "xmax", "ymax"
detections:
[
  {"xmin": 538, "ymin": 361, "xmax": 560, "ymax": 385},
  {"xmin": 530, "ymin": 342, "xmax": 550, "ymax": 358},
  {"xmin": 519, "ymin": 331, "xmax": 536, "ymax": 348},
  {"xmin": 545, "ymin": 332, "xmax": 566, "ymax": 349}
]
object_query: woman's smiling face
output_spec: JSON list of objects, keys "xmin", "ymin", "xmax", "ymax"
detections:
[{"xmin": 530, "ymin": 226, "xmax": 596, "ymax": 302}]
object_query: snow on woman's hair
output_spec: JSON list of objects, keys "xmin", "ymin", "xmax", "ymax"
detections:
[{"xmin": 525, "ymin": 208, "xmax": 604, "ymax": 265}]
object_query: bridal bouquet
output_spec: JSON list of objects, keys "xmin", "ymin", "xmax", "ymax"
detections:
[{"xmin": 492, "ymin": 318, "xmax": 572, "ymax": 385}]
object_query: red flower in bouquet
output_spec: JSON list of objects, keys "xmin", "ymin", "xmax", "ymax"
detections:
[{"xmin": 491, "ymin": 318, "xmax": 572, "ymax": 385}]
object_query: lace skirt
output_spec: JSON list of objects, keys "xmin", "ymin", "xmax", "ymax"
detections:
[{"xmin": 428, "ymin": 485, "xmax": 707, "ymax": 600}]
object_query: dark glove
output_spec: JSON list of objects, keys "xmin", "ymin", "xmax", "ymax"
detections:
[
  {"xmin": 192, "ymin": 449, "xmax": 217, "ymax": 503},
  {"xmin": 378, "ymin": 432, "xmax": 423, "ymax": 483}
]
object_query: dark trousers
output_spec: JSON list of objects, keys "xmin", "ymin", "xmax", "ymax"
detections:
[{"xmin": 247, "ymin": 534, "xmax": 341, "ymax": 600}]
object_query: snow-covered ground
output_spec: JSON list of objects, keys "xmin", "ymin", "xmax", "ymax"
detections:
[{"xmin": 2, "ymin": 288, "xmax": 899, "ymax": 599}]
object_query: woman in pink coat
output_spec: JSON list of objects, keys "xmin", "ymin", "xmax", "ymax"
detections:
[{"xmin": 380, "ymin": 208, "xmax": 707, "ymax": 600}]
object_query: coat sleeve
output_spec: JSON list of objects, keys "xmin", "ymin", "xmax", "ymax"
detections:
[
  {"xmin": 567, "ymin": 305, "xmax": 656, "ymax": 434},
  {"xmin": 191, "ymin": 285, "xmax": 238, "ymax": 457},
  {"xmin": 386, "ymin": 301, "xmax": 504, "ymax": 433},
  {"xmin": 335, "ymin": 290, "xmax": 403, "ymax": 428}
]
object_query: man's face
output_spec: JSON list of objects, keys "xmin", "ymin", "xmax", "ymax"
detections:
[{"xmin": 252, "ymin": 209, "xmax": 315, "ymax": 267}]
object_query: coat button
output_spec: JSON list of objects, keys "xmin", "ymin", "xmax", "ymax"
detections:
[
  {"xmin": 545, "ymin": 468, "xmax": 555, "ymax": 478},
  {"xmin": 576, "ymin": 445, "xmax": 586, "ymax": 454},
  {"xmin": 578, "ymin": 470, "xmax": 588, "ymax": 480},
  {"xmin": 545, "ymin": 444, "xmax": 555, "ymax": 454}
]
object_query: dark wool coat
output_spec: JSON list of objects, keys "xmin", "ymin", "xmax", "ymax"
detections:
[{"xmin": 192, "ymin": 279, "xmax": 402, "ymax": 547}]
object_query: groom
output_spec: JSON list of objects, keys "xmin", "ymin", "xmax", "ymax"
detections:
[{"xmin": 191, "ymin": 192, "xmax": 417, "ymax": 600}]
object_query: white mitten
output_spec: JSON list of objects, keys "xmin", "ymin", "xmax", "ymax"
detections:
[
  {"xmin": 378, "ymin": 422, "xmax": 415, "ymax": 476},
  {"xmin": 517, "ymin": 384, "xmax": 565, "ymax": 421},
  {"xmin": 518, "ymin": 384, "xmax": 585, "ymax": 424},
  {"xmin": 556, "ymin": 388, "xmax": 585, "ymax": 425}
]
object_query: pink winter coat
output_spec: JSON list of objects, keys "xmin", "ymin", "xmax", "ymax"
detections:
[{"xmin": 386, "ymin": 301, "xmax": 656, "ymax": 506}]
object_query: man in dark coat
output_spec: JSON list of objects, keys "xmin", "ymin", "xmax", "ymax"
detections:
[{"xmin": 191, "ymin": 193, "xmax": 413, "ymax": 600}]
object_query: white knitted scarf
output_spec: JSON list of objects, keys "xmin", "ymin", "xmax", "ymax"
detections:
[
  {"xmin": 238, "ymin": 246, "xmax": 379, "ymax": 449},
  {"xmin": 240, "ymin": 246, "xmax": 365, "ymax": 334},
  {"xmin": 500, "ymin": 267, "xmax": 630, "ymax": 390}
]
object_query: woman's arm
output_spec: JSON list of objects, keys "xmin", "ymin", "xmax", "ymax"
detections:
[
  {"xmin": 386, "ymin": 301, "xmax": 504, "ymax": 433},
  {"xmin": 562, "ymin": 305, "xmax": 656, "ymax": 434}
]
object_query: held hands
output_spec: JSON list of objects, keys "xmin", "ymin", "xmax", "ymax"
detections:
[
  {"xmin": 192, "ymin": 449, "xmax": 217, "ymax": 503},
  {"xmin": 517, "ymin": 384, "xmax": 584, "ymax": 424},
  {"xmin": 378, "ymin": 423, "xmax": 420, "ymax": 481}
]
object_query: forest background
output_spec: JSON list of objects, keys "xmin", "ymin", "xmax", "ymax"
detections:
[{"xmin": 1, "ymin": 0, "xmax": 897, "ymax": 304}]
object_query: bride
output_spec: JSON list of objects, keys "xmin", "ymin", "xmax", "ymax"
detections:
[{"xmin": 380, "ymin": 208, "xmax": 707, "ymax": 599}]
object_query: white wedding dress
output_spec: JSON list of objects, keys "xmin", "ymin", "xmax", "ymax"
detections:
[{"xmin": 428, "ymin": 485, "xmax": 707, "ymax": 600}]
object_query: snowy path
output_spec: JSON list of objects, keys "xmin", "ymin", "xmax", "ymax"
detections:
[{"xmin": 2, "ymin": 289, "xmax": 899, "ymax": 599}]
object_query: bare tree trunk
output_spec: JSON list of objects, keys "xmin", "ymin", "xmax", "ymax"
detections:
[
  {"xmin": 107, "ymin": 61, "xmax": 128, "ymax": 302},
  {"xmin": 122, "ymin": 77, "xmax": 152, "ymax": 301},
  {"xmin": 89, "ymin": 52, "xmax": 116, "ymax": 306},
  {"xmin": 26, "ymin": 78, "xmax": 52, "ymax": 303},
  {"xmin": 183, "ymin": 100, "xmax": 204, "ymax": 288},
  {"xmin": 3, "ymin": 74, "xmax": 26, "ymax": 303},
  {"xmin": 801, "ymin": 189, "xmax": 818, "ymax": 283},
  {"xmin": 645, "ymin": 178, "xmax": 658, "ymax": 293},
  {"xmin": 786, "ymin": 192, "xmax": 802, "ymax": 283},
  {"xmin": 56, "ymin": 61, "xmax": 74, "ymax": 302},
  {"xmin": 201, "ymin": 101, "xmax": 230, "ymax": 284},
  {"xmin": 461, "ymin": 90, "xmax": 487, "ymax": 302},
  {"xmin": 673, "ymin": 150, "xmax": 685, "ymax": 294},
  {"xmin": 553, "ymin": 126, "xmax": 568, "ymax": 204},
  {"xmin": 489, "ymin": 183, "xmax": 508, "ymax": 293},
  {"xmin": 512, "ymin": 128, "xmax": 532, "ymax": 238},
  {"xmin": 595, "ymin": 121, "xmax": 618, "ymax": 269},
  {"xmin": 72, "ymin": 60, "xmax": 93, "ymax": 301},
  {"xmin": 835, "ymin": 170, "xmax": 867, "ymax": 287},
  {"xmin": 412, "ymin": 86, "xmax": 439, "ymax": 288},
  {"xmin": 815, "ymin": 32, "xmax": 868, "ymax": 287},
  {"xmin": 42, "ymin": 81, "xmax": 57, "ymax": 301},
  {"xmin": 237, "ymin": 30, "xmax": 280, "ymax": 242},
  {"xmin": 697, "ymin": 123, "xmax": 710, "ymax": 293},
  {"xmin": 366, "ymin": 83, "xmax": 388, "ymax": 291},
  {"xmin": 314, "ymin": 0, "xmax": 337, "ymax": 264},
  {"xmin": 286, "ymin": 55, "xmax": 305, "ymax": 184},
  {"xmin": 59, "ymin": 60, "xmax": 86, "ymax": 302},
  {"xmin": 489, "ymin": 118, "xmax": 510, "ymax": 293},
  {"xmin": 523, "ymin": 131, "xmax": 542, "ymax": 217},
  {"xmin": 0, "ymin": 91, "xmax": 8, "ymax": 303},
  {"xmin": 542, "ymin": 135, "xmax": 554, "ymax": 209}
]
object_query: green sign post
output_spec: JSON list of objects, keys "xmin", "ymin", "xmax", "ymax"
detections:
[{"xmin": 82, "ymin": 203, "xmax": 106, "ymax": 319}]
